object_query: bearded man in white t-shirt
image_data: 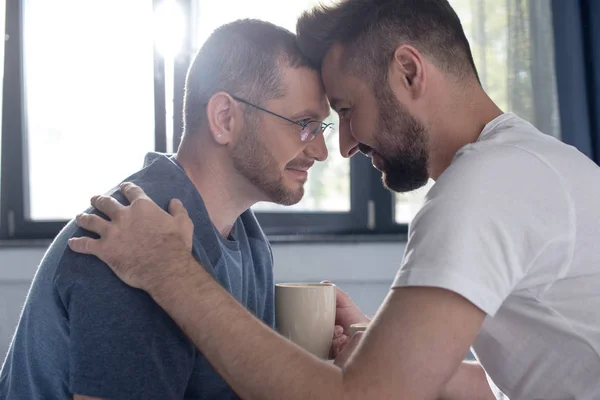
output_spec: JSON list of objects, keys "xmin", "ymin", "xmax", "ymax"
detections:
[{"xmin": 66, "ymin": 0, "xmax": 600, "ymax": 399}]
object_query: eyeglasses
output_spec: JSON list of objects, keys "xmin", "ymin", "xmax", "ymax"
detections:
[{"xmin": 230, "ymin": 95, "xmax": 334, "ymax": 142}]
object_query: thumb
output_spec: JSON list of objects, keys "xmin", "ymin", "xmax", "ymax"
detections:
[{"xmin": 168, "ymin": 198, "xmax": 188, "ymax": 218}]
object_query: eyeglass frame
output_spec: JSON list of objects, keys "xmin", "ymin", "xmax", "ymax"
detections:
[{"xmin": 229, "ymin": 95, "xmax": 334, "ymax": 142}]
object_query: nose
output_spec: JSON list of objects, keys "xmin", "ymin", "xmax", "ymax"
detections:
[
  {"xmin": 304, "ymin": 130, "xmax": 329, "ymax": 162},
  {"xmin": 338, "ymin": 123, "xmax": 359, "ymax": 158}
]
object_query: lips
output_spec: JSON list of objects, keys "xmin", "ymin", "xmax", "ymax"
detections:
[
  {"xmin": 286, "ymin": 167, "xmax": 310, "ymax": 172},
  {"xmin": 358, "ymin": 143, "xmax": 374, "ymax": 157},
  {"xmin": 356, "ymin": 143, "xmax": 385, "ymax": 171},
  {"xmin": 371, "ymin": 152, "xmax": 385, "ymax": 171},
  {"xmin": 285, "ymin": 162, "xmax": 314, "ymax": 173}
]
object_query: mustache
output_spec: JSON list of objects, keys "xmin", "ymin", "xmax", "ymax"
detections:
[{"xmin": 285, "ymin": 160, "xmax": 315, "ymax": 170}]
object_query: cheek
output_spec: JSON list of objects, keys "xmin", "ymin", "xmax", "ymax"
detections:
[
  {"xmin": 261, "ymin": 127, "xmax": 305, "ymax": 167},
  {"xmin": 349, "ymin": 108, "xmax": 374, "ymax": 143}
]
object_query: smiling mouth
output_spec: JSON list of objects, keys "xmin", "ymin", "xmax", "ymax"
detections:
[
  {"xmin": 356, "ymin": 144, "xmax": 386, "ymax": 170},
  {"xmin": 285, "ymin": 162, "xmax": 313, "ymax": 181},
  {"xmin": 285, "ymin": 168, "xmax": 309, "ymax": 182},
  {"xmin": 285, "ymin": 161, "xmax": 314, "ymax": 173},
  {"xmin": 371, "ymin": 152, "xmax": 385, "ymax": 171},
  {"xmin": 358, "ymin": 143, "xmax": 374, "ymax": 157},
  {"xmin": 286, "ymin": 167, "xmax": 311, "ymax": 173}
]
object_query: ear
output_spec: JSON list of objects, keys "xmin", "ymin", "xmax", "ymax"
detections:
[
  {"xmin": 205, "ymin": 92, "xmax": 241, "ymax": 145},
  {"xmin": 388, "ymin": 45, "xmax": 426, "ymax": 101}
]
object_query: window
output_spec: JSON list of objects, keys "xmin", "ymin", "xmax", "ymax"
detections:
[
  {"xmin": 394, "ymin": 0, "xmax": 561, "ymax": 224},
  {"xmin": 23, "ymin": 0, "xmax": 156, "ymax": 221},
  {"xmin": 0, "ymin": 0, "xmax": 568, "ymax": 241},
  {"xmin": 1, "ymin": 0, "xmax": 163, "ymax": 238}
]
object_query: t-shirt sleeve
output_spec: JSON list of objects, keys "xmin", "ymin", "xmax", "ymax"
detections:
[
  {"xmin": 54, "ymin": 246, "xmax": 195, "ymax": 399},
  {"xmin": 393, "ymin": 145, "xmax": 573, "ymax": 316}
]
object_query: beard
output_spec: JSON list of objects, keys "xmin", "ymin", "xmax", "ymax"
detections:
[
  {"xmin": 230, "ymin": 117, "xmax": 304, "ymax": 206},
  {"xmin": 372, "ymin": 84, "xmax": 430, "ymax": 193}
]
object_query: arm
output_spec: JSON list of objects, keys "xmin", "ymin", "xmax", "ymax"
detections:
[
  {"xmin": 68, "ymin": 182, "xmax": 487, "ymax": 400},
  {"xmin": 439, "ymin": 362, "xmax": 495, "ymax": 400},
  {"xmin": 150, "ymin": 261, "xmax": 485, "ymax": 400},
  {"xmin": 335, "ymin": 328, "xmax": 494, "ymax": 400}
]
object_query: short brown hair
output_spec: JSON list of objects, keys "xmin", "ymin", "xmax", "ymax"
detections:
[
  {"xmin": 296, "ymin": 0, "xmax": 478, "ymax": 85},
  {"xmin": 183, "ymin": 19, "xmax": 314, "ymax": 136}
]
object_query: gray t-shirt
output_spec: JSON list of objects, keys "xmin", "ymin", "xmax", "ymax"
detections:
[{"xmin": 0, "ymin": 153, "xmax": 274, "ymax": 399}]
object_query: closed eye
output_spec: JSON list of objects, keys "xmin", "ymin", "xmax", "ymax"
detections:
[{"xmin": 337, "ymin": 108, "xmax": 350, "ymax": 119}]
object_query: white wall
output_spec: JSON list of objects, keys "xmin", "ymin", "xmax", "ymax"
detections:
[{"xmin": 0, "ymin": 242, "xmax": 406, "ymax": 359}]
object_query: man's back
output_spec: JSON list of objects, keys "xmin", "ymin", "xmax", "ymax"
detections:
[{"xmin": 0, "ymin": 154, "xmax": 274, "ymax": 399}]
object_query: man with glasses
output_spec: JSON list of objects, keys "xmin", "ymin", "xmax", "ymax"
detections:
[{"xmin": 0, "ymin": 19, "xmax": 332, "ymax": 400}]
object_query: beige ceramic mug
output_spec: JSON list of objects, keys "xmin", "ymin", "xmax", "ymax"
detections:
[{"xmin": 275, "ymin": 283, "xmax": 336, "ymax": 359}]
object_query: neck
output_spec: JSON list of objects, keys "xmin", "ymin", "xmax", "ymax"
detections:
[
  {"xmin": 175, "ymin": 137, "xmax": 259, "ymax": 238},
  {"xmin": 428, "ymin": 81, "xmax": 503, "ymax": 180}
]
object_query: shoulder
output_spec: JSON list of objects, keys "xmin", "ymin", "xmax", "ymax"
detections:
[
  {"xmin": 434, "ymin": 132, "xmax": 566, "ymax": 205},
  {"xmin": 413, "ymin": 133, "xmax": 573, "ymax": 242},
  {"xmin": 54, "ymin": 233, "xmax": 154, "ymax": 314},
  {"xmin": 52, "ymin": 219, "xmax": 169, "ymax": 322}
]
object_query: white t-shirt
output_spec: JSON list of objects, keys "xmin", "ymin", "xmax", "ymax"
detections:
[{"xmin": 393, "ymin": 113, "xmax": 600, "ymax": 400}]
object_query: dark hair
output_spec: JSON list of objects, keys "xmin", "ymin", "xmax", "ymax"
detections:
[
  {"xmin": 296, "ymin": 0, "xmax": 478, "ymax": 85},
  {"xmin": 183, "ymin": 19, "xmax": 314, "ymax": 136}
]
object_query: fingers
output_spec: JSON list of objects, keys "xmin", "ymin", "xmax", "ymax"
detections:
[
  {"xmin": 168, "ymin": 198, "xmax": 189, "ymax": 219},
  {"xmin": 75, "ymin": 213, "xmax": 110, "ymax": 237},
  {"xmin": 90, "ymin": 195, "xmax": 125, "ymax": 220},
  {"xmin": 169, "ymin": 199, "xmax": 194, "ymax": 248},
  {"xmin": 330, "ymin": 334, "xmax": 348, "ymax": 359},
  {"xmin": 334, "ymin": 325, "xmax": 344, "ymax": 337},
  {"xmin": 334, "ymin": 331, "xmax": 364, "ymax": 368},
  {"xmin": 333, "ymin": 334, "xmax": 348, "ymax": 350},
  {"xmin": 67, "ymin": 236, "xmax": 99, "ymax": 255},
  {"xmin": 329, "ymin": 325, "xmax": 347, "ymax": 359},
  {"xmin": 120, "ymin": 182, "xmax": 150, "ymax": 204}
]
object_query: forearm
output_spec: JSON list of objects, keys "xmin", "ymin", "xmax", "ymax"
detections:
[
  {"xmin": 439, "ymin": 361, "xmax": 495, "ymax": 400},
  {"xmin": 150, "ymin": 259, "xmax": 344, "ymax": 400}
]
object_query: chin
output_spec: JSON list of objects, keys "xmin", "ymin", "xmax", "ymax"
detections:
[
  {"xmin": 283, "ymin": 188, "xmax": 304, "ymax": 206},
  {"xmin": 266, "ymin": 182, "xmax": 304, "ymax": 206},
  {"xmin": 382, "ymin": 172, "xmax": 428, "ymax": 193}
]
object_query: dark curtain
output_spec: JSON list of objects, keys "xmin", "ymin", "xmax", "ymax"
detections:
[{"xmin": 552, "ymin": 0, "xmax": 600, "ymax": 164}]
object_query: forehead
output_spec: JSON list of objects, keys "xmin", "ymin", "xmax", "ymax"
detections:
[
  {"xmin": 320, "ymin": 44, "xmax": 361, "ymax": 108},
  {"xmin": 273, "ymin": 65, "xmax": 330, "ymax": 119}
]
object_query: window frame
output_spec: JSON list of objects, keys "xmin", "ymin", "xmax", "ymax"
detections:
[
  {"xmin": 4, "ymin": 0, "xmax": 579, "ymax": 242},
  {"xmin": 0, "ymin": 0, "xmax": 407, "ymax": 241},
  {"xmin": 0, "ymin": 0, "xmax": 168, "ymax": 240}
]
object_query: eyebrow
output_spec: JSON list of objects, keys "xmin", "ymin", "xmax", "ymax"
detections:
[{"xmin": 289, "ymin": 109, "xmax": 326, "ymax": 121}]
